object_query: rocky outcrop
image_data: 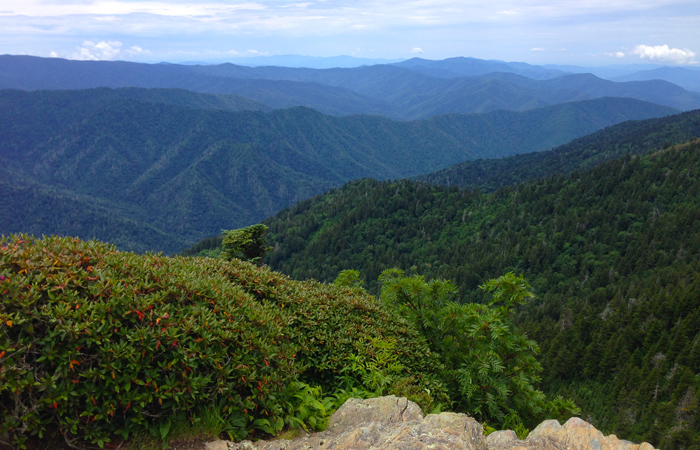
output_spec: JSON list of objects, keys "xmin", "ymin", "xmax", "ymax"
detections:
[
  {"xmin": 210, "ymin": 396, "xmax": 657, "ymax": 450},
  {"xmin": 484, "ymin": 417, "xmax": 656, "ymax": 450}
]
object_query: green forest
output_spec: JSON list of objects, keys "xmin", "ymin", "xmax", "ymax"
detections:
[
  {"xmin": 0, "ymin": 89, "xmax": 675, "ymax": 253},
  {"xmin": 241, "ymin": 139, "xmax": 700, "ymax": 448}
]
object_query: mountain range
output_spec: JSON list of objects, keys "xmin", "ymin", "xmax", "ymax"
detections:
[
  {"xmin": 2, "ymin": 55, "xmax": 699, "ymax": 120},
  {"xmin": 0, "ymin": 87, "xmax": 677, "ymax": 253}
]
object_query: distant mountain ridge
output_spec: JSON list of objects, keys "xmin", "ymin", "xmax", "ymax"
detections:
[
  {"xmin": 416, "ymin": 109, "xmax": 700, "ymax": 192},
  {"xmin": 613, "ymin": 66, "xmax": 700, "ymax": 93},
  {"xmin": 393, "ymin": 56, "xmax": 568, "ymax": 79},
  {"xmin": 0, "ymin": 88, "xmax": 675, "ymax": 253},
  {"xmin": 2, "ymin": 55, "xmax": 699, "ymax": 119}
]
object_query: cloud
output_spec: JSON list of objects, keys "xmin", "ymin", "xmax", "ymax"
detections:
[
  {"xmin": 632, "ymin": 44, "xmax": 697, "ymax": 64},
  {"xmin": 410, "ymin": 47, "xmax": 424, "ymax": 54},
  {"xmin": 605, "ymin": 51, "xmax": 626, "ymax": 58},
  {"xmin": 71, "ymin": 40, "xmax": 122, "ymax": 60},
  {"xmin": 49, "ymin": 51, "xmax": 59, "ymax": 57},
  {"xmin": 247, "ymin": 49, "xmax": 269, "ymax": 55},
  {"xmin": 125, "ymin": 45, "xmax": 149, "ymax": 56},
  {"xmin": 531, "ymin": 47, "xmax": 545, "ymax": 52},
  {"xmin": 70, "ymin": 40, "xmax": 149, "ymax": 60}
]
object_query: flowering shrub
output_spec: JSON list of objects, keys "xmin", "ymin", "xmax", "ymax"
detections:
[{"xmin": 0, "ymin": 235, "xmax": 446, "ymax": 447}]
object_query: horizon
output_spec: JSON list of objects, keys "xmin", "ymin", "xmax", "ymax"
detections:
[
  {"xmin": 0, "ymin": 1, "xmax": 698, "ymax": 67},
  {"xmin": 3, "ymin": 53, "xmax": 700, "ymax": 71}
]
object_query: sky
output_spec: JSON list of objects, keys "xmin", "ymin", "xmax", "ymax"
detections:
[{"xmin": 0, "ymin": 0, "xmax": 699, "ymax": 66}]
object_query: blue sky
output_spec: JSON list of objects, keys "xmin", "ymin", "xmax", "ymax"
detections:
[{"xmin": 1, "ymin": 0, "xmax": 698, "ymax": 66}]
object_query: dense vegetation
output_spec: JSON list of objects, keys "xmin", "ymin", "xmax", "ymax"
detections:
[
  {"xmin": 259, "ymin": 139, "xmax": 700, "ymax": 448},
  {"xmin": 0, "ymin": 235, "xmax": 445, "ymax": 448},
  {"xmin": 2, "ymin": 55, "xmax": 699, "ymax": 119},
  {"xmin": 1, "ymin": 235, "xmax": 576, "ymax": 448},
  {"xmin": 1, "ymin": 89, "xmax": 672, "ymax": 254}
]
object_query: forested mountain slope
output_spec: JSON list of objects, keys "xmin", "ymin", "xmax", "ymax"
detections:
[
  {"xmin": 417, "ymin": 109, "xmax": 700, "ymax": 191},
  {"xmin": 0, "ymin": 89, "xmax": 673, "ymax": 253},
  {"xmin": 2, "ymin": 55, "xmax": 699, "ymax": 119},
  {"xmin": 262, "ymin": 139, "xmax": 700, "ymax": 449}
]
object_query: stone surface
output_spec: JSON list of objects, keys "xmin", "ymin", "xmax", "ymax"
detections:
[
  {"xmin": 204, "ymin": 440, "xmax": 229, "ymax": 450},
  {"xmin": 487, "ymin": 430, "xmax": 519, "ymax": 448},
  {"xmin": 328, "ymin": 395, "xmax": 423, "ymax": 429},
  {"xmin": 225, "ymin": 396, "xmax": 658, "ymax": 450},
  {"xmin": 229, "ymin": 396, "xmax": 484, "ymax": 450}
]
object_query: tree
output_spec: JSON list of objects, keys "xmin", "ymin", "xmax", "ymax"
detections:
[
  {"xmin": 333, "ymin": 269, "xmax": 365, "ymax": 290},
  {"xmin": 221, "ymin": 224, "xmax": 271, "ymax": 266},
  {"xmin": 379, "ymin": 270, "xmax": 579, "ymax": 432}
]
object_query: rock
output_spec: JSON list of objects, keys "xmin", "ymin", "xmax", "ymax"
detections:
[
  {"xmin": 602, "ymin": 434, "xmax": 636, "ymax": 450},
  {"xmin": 562, "ymin": 417, "xmax": 605, "ymax": 450},
  {"xmin": 498, "ymin": 417, "xmax": 659, "ymax": 450},
  {"xmin": 204, "ymin": 440, "xmax": 230, "ymax": 450},
  {"xmin": 527, "ymin": 420, "xmax": 566, "ymax": 442},
  {"xmin": 229, "ymin": 396, "xmax": 483, "ymax": 450},
  {"xmin": 226, "ymin": 397, "xmax": 659, "ymax": 450},
  {"xmin": 328, "ymin": 395, "xmax": 423, "ymax": 429},
  {"xmin": 487, "ymin": 430, "xmax": 518, "ymax": 447}
]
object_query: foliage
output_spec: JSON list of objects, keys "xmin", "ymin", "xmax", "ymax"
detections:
[
  {"xmin": 379, "ymin": 270, "xmax": 579, "ymax": 428},
  {"xmin": 276, "ymin": 382, "xmax": 334, "ymax": 433},
  {"xmin": 337, "ymin": 337, "xmax": 404, "ymax": 397},
  {"xmin": 210, "ymin": 255, "xmax": 450, "ymax": 410},
  {"xmin": 0, "ymin": 234, "xmax": 453, "ymax": 447},
  {"xmin": 221, "ymin": 224, "xmax": 271, "ymax": 266},
  {"xmin": 264, "ymin": 139, "xmax": 700, "ymax": 446},
  {"xmin": 333, "ymin": 269, "xmax": 364, "ymax": 290},
  {"xmin": 0, "ymin": 235, "xmax": 301, "ymax": 448}
]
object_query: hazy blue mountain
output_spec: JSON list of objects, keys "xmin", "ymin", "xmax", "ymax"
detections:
[
  {"xmin": 613, "ymin": 66, "xmax": 700, "ymax": 93},
  {"xmin": 181, "ymin": 54, "xmax": 405, "ymax": 68},
  {"xmin": 0, "ymin": 88, "xmax": 674, "ymax": 253},
  {"xmin": 2, "ymin": 55, "xmax": 700, "ymax": 119},
  {"xmin": 482, "ymin": 72, "xmax": 700, "ymax": 111},
  {"xmin": 193, "ymin": 63, "xmax": 700, "ymax": 113},
  {"xmin": 541, "ymin": 63, "xmax": 669, "ymax": 79},
  {"xmin": 394, "ymin": 56, "xmax": 568, "ymax": 79}
]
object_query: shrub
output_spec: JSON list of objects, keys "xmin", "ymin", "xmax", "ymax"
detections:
[
  {"xmin": 1, "ymin": 235, "xmax": 448, "ymax": 447},
  {"xmin": 1, "ymin": 235, "xmax": 298, "ymax": 448},
  {"xmin": 210, "ymin": 259, "xmax": 450, "ymax": 409}
]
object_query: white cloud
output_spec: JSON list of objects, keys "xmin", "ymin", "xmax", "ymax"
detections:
[
  {"xmin": 605, "ymin": 51, "xmax": 626, "ymax": 58},
  {"xmin": 71, "ymin": 40, "xmax": 122, "ymax": 60},
  {"xmin": 410, "ymin": 47, "xmax": 424, "ymax": 54},
  {"xmin": 247, "ymin": 49, "xmax": 268, "ymax": 55},
  {"xmin": 531, "ymin": 47, "xmax": 545, "ymax": 52},
  {"xmin": 49, "ymin": 51, "xmax": 59, "ymax": 57},
  {"xmin": 632, "ymin": 44, "xmax": 697, "ymax": 64},
  {"xmin": 125, "ymin": 45, "xmax": 149, "ymax": 55},
  {"xmin": 69, "ymin": 40, "xmax": 149, "ymax": 60}
]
